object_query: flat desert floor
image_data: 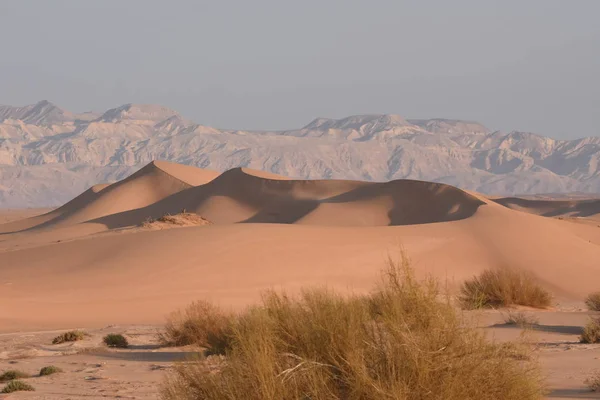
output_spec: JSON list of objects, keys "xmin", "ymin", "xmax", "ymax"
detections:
[{"xmin": 1, "ymin": 161, "xmax": 600, "ymax": 398}]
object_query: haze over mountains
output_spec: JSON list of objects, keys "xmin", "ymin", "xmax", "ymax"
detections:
[{"xmin": 1, "ymin": 100, "xmax": 600, "ymax": 207}]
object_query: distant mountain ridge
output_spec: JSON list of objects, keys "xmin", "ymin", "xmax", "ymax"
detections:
[{"xmin": 1, "ymin": 100, "xmax": 599, "ymax": 207}]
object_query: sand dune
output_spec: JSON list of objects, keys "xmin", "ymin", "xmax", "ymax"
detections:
[
  {"xmin": 493, "ymin": 196, "xmax": 600, "ymax": 220},
  {"xmin": 1, "ymin": 161, "xmax": 600, "ymax": 332}
]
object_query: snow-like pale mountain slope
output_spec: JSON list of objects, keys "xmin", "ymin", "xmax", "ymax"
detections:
[{"xmin": 1, "ymin": 100, "xmax": 599, "ymax": 207}]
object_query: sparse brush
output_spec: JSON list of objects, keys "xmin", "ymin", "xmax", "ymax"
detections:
[
  {"xmin": 581, "ymin": 318, "xmax": 600, "ymax": 344},
  {"xmin": 460, "ymin": 268, "xmax": 552, "ymax": 309},
  {"xmin": 504, "ymin": 311, "xmax": 539, "ymax": 328},
  {"xmin": 585, "ymin": 292, "xmax": 600, "ymax": 311},
  {"xmin": 1, "ymin": 380, "xmax": 35, "ymax": 393},
  {"xmin": 159, "ymin": 300, "xmax": 234, "ymax": 355},
  {"xmin": 0, "ymin": 370, "xmax": 30, "ymax": 382},
  {"xmin": 39, "ymin": 366, "xmax": 63, "ymax": 376},
  {"xmin": 52, "ymin": 330, "xmax": 86, "ymax": 344},
  {"xmin": 103, "ymin": 333, "xmax": 129, "ymax": 348},
  {"xmin": 586, "ymin": 372, "xmax": 600, "ymax": 392},
  {"xmin": 161, "ymin": 253, "xmax": 545, "ymax": 400}
]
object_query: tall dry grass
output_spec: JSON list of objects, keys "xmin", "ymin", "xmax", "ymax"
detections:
[
  {"xmin": 585, "ymin": 292, "xmax": 600, "ymax": 311},
  {"xmin": 161, "ymin": 254, "xmax": 544, "ymax": 400},
  {"xmin": 459, "ymin": 268, "xmax": 552, "ymax": 309}
]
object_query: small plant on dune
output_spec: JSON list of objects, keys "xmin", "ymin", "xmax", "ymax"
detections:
[
  {"xmin": 0, "ymin": 370, "xmax": 30, "ymax": 382},
  {"xmin": 581, "ymin": 318, "xmax": 600, "ymax": 344},
  {"xmin": 159, "ymin": 300, "xmax": 234, "ymax": 354},
  {"xmin": 504, "ymin": 311, "xmax": 539, "ymax": 328},
  {"xmin": 39, "ymin": 366, "xmax": 63, "ymax": 376},
  {"xmin": 1, "ymin": 380, "xmax": 35, "ymax": 393},
  {"xmin": 460, "ymin": 268, "xmax": 552, "ymax": 309},
  {"xmin": 586, "ymin": 372, "xmax": 600, "ymax": 392},
  {"xmin": 52, "ymin": 330, "xmax": 86, "ymax": 344},
  {"xmin": 585, "ymin": 292, "xmax": 600, "ymax": 311},
  {"xmin": 103, "ymin": 333, "xmax": 129, "ymax": 348},
  {"xmin": 161, "ymin": 254, "xmax": 544, "ymax": 400}
]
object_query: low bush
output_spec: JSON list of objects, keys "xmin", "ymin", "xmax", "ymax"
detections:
[
  {"xmin": 460, "ymin": 268, "xmax": 552, "ymax": 309},
  {"xmin": 1, "ymin": 380, "xmax": 35, "ymax": 393},
  {"xmin": 39, "ymin": 366, "xmax": 63, "ymax": 376},
  {"xmin": 52, "ymin": 330, "xmax": 86, "ymax": 344},
  {"xmin": 586, "ymin": 372, "xmax": 600, "ymax": 392},
  {"xmin": 103, "ymin": 333, "xmax": 129, "ymax": 348},
  {"xmin": 161, "ymin": 255, "xmax": 545, "ymax": 400},
  {"xmin": 159, "ymin": 300, "xmax": 233, "ymax": 354},
  {"xmin": 585, "ymin": 292, "xmax": 600, "ymax": 311},
  {"xmin": 0, "ymin": 370, "xmax": 29, "ymax": 382},
  {"xmin": 504, "ymin": 311, "xmax": 539, "ymax": 328},
  {"xmin": 581, "ymin": 318, "xmax": 600, "ymax": 344}
]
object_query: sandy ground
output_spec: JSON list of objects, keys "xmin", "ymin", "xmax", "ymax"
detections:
[
  {"xmin": 1, "ymin": 160, "xmax": 600, "ymax": 398},
  {"xmin": 0, "ymin": 311, "xmax": 599, "ymax": 399}
]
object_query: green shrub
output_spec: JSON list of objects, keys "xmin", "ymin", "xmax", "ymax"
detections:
[
  {"xmin": 39, "ymin": 366, "xmax": 63, "ymax": 376},
  {"xmin": 581, "ymin": 318, "xmax": 600, "ymax": 344},
  {"xmin": 161, "ymin": 255, "xmax": 544, "ymax": 400},
  {"xmin": 585, "ymin": 292, "xmax": 600, "ymax": 311},
  {"xmin": 159, "ymin": 300, "xmax": 234, "ymax": 354},
  {"xmin": 103, "ymin": 333, "xmax": 129, "ymax": 348},
  {"xmin": 0, "ymin": 370, "xmax": 29, "ymax": 382},
  {"xmin": 460, "ymin": 268, "xmax": 552, "ymax": 309},
  {"xmin": 52, "ymin": 330, "xmax": 86, "ymax": 344},
  {"xmin": 1, "ymin": 380, "xmax": 35, "ymax": 393}
]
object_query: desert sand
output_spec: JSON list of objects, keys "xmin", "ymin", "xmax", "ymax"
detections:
[{"xmin": 1, "ymin": 160, "xmax": 600, "ymax": 398}]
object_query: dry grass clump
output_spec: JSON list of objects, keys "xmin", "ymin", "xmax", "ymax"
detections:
[
  {"xmin": 142, "ymin": 212, "xmax": 211, "ymax": 229},
  {"xmin": 1, "ymin": 380, "xmax": 35, "ymax": 393},
  {"xmin": 159, "ymin": 300, "xmax": 234, "ymax": 354},
  {"xmin": 586, "ymin": 372, "xmax": 600, "ymax": 392},
  {"xmin": 504, "ymin": 311, "xmax": 540, "ymax": 328},
  {"xmin": 52, "ymin": 330, "xmax": 87, "ymax": 344},
  {"xmin": 581, "ymin": 318, "xmax": 600, "ymax": 344},
  {"xmin": 161, "ymin": 255, "xmax": 544, "ymax": 400},
  {"xmin": 460, "ymin": 268, "xmax": 552, "ymax": 309},
  {"xmin": 103, "ymin": 333, "xmax": 129, "ymax": 348},
  {"xmin": 39, "ymin": 366, "xmax": 63, "ymax": 376},
  {"xmin": 0, "ymin": 370, "xmax": 30, "ymax": 382},
  {"xmin": 585, "ymin": 292, "xmax": 600, "ymax": 311}
]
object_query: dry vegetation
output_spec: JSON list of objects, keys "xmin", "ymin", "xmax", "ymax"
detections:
[
  {"xmin": 459, "ymin": 268, "xmax": 552, "ymax": 309},
  {"xmin": 1, "ymin": 380, "xmax": 35, "ymax": 393},
  {"xmin": 586, "ymin": 372, "xmax": 600, "ymax": 392},
  {"xmin": 142, "ymin": 212, "xmax": 211, "ymax": 229},
  {"xmin": 160, "ymin": 300, "xmax": 233, "ymax": 355},
  {"xmin": 103, "ymin": 333, "xmax": 129, "ymax": 348},
  {"xmin": 581, "ymin": 318, "xmax": 600, "ymax": 344},
  {"xmin": 161, "ymin": 255, "xmax": 544, "ymax": 400},
  {"xmin": 0, "ymin": 370, "xmax": 30, "ymax": 382},
  {"xmin": 39, "ymin": 366, "xmax": 63, "ymax": 376},
  {"xmin": 585, "ymin": 292, "xmax": 600, "ymax": 311},
  {"xmin": 52, "ymin": 330, "xmax": 87, "ymax": 344},
  {"xmin": 503, "ymin": 311, "xmax": 540, "ymax": 328}
]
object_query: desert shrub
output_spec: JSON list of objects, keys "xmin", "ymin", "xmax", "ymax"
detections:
[
  {"xmin": 460, "ymin": 268, "xmax": 552, "ymax": 309},
  {"xmin": 52, "ymin": 330, "xmax": 86, "ymax": 344},
  {"xmin": 587, "ymin": 372, "xmax": 600, "ymax": 392},
  {"xmin": 585, "ymin": 292, "xmax": 600, "ymax": 311},
  {"xmin": 161, "ymin": 255, "xmax": 544, "ymax": 400},
  {"xmin": 504, "ymin": 311, "xmax": 539, "ymax": 328},
  {"xmin": 103, "ymin": 333, "xmax": 129, "ymax": 348},
  {"xmin": 39, "ymin": 366, "xmax": 63, "ymax": 376},
  {"xmin": 581, "ymin": 318, "xmax": 600, "ymax": 344},
  {"xmin": 159, "ymin": 300, "xmax": 233, "ymax": 354},
  {"xmin": 1, "ymin": 380, "xmax": 35, "ymax": 393},
  {"xmin": 0, "ymin": 370, "xmax": 29, "ymax": 382}
]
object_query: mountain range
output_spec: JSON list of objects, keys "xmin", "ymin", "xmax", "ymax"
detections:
[{"xmin": 1, "ymin": 100, "xmax": 599, "ymax": 207}]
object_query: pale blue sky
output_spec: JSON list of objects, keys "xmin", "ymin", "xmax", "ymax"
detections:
[{"xmin": 0, "ymin": 0, "xmax": 598, "ymax": 138}]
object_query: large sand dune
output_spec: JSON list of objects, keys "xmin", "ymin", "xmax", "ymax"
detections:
[{"xmin": 1, "ymin": 161, "xmax": 600, "ymax": 331}]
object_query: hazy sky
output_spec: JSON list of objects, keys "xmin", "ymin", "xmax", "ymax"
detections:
[{"xmin": 0, "ymin": 0, "xmax": 598, "ymax": 138}]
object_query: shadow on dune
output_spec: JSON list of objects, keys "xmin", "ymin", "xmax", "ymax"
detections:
[
  {"xmin": 98, "ymin": 350, "xmax": 200, "ymax": 362},
  {"xmin": 493, "ymin": 197, "xmax": 600, "ymax": 218},
  {"xmin": 490, "ymin": 323, "xmax": 584, "ymax": 335}
]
